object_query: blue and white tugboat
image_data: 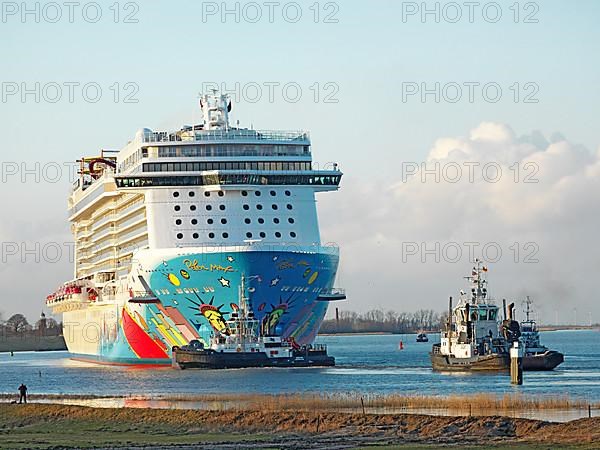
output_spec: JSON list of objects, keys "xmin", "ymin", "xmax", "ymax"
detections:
[
  {"xmin": 520, "ymin": 296, "xmax": 564, "ymax": 371},
  {"xmin": 172, "ymin": 274, "xmax": 335, "ymax": 369},
  {"xmin": 430, "ymin": 261, "xmax": 515, "ymax": 371}
]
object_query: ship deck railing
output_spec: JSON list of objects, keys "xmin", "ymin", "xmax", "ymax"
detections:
[
  {"xmin": 311, "ymin": 343, "xmax": 328, "ymax": 352},
  {"xmin": 141, "ymin": 129, "xmax": 310, "ymax": 144}
]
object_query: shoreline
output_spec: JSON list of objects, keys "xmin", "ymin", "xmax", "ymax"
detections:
[
  {"xmin": 0, "ymin": 335, "xmax": 67, "ymax": 353},
  {"xmin": 0, "ymin": 327, "xmax": 595, "ymax": 354},
  {"xmin": 1, "ymin": 403, "xmax": 599, "ymax": 449},
  {"xmin": 319, "ymin": 327, "xmax": 598, "ymax": 336}
]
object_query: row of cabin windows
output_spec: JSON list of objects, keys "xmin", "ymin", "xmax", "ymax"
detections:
[
  {"xmin": 145, "ymin": 161, "xmax": 312, "ymax": 173},
  {"xmin": 115, "ymin": 174, "xmax": 341, "ymax": 188},
  {"xmin": 175, "ymin": 217, "xmax": 295, "ymax": 226},
  {"xmin": 242, "ymin": 190, "xmax": 292, "ymax": 197},
  {"xmin": 153, "ymin": 144, "xmax": 309, "ymax": 158},
  {"xmin": 176, "ymin": 232, "xmax": 297, "ymax": 240},
  {"xmin": 172, "ymin": 190, "xmax": 292, "ymax": 198},
  {"xmin": 173, "ymin": 204, "xmax": 293, "ymax": 212}
]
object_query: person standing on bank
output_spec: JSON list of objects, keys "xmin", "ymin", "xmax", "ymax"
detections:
[{"xmin": 18, "ymin": 384, "xmax": 27, "ymax": 404}]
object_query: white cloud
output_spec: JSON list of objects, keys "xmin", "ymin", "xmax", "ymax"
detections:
[{"xmin": 319, "ymin": 123, "xmax": 600, "ymax": 324}]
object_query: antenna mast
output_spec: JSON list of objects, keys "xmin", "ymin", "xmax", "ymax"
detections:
[{"xmin": 524, "ymin": 296, "xmax": 533, "ymax": 322}]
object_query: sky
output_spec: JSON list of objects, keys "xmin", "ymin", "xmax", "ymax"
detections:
[{"xmin": 1, "ymin": 0, "xmax": 599, "ymax": 325}]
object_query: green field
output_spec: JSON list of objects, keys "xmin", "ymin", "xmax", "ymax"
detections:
[{"xmin": 0, "ymin": 411, "xmax": 270, "ymax": 449}]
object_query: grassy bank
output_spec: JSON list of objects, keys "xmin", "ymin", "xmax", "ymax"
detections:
[{"xmin": 0, "ymin": 403, "xmax": 599, "ymax": 449}]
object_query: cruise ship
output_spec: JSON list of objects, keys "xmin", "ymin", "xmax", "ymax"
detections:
[{"xmin": 46, "ymin": 92, "xmax": 345, "ymax": 364}]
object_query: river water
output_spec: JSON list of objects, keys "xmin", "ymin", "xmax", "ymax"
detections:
[{"xmin": 1, "ymin": 330, "xmax": 598, "ymax": 402}]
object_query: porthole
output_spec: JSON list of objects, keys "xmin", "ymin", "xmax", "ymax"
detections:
[
  {"xmin": 190, "ymin": 205, "xmax": 197, "ymax": 211},
  {"xmin": 207, "ymin": 218, "xmax": 214, "ymax": 224},
  {"xmin": 175, "ymin": 219, "xmax": 182, "ymax": 226},
  {"xmin": 221, "ymin": 218, "xmax": 227, "ymax": 224},
  {"xmin": 246, "ymin": 232, "xmax": 253, "ymax": 238},
  {"xmin": 176, "ymin": 233, "xmax": 183, "ymax": 239},
  {"xmin": 260, "ymin": 232, "xmax": 266, "ymax": 238},
  {"xmin": 174, "ymin": 205, "xmax": 181, "ymax": 212},
  {"xmin": 218, "ymin": 191, "xmax": 224, "ymax": 197},
  {"xmin": 285, "ymin": 190, "xmax": 291, "ymax": 196},
  {"xmin": 219, "ymin": 205, "xmax": 226, "ymax": 211},
  {"xmin": 189, "ymin": 191, "xmax": 195, "ymax": 197},
  {"xmin": 290, "ymin": 232, "xmax": 297, "ymax": 238},
  {"xmin": 270, "ymin": 190, "xmax": 276, "ymax": 196},
  {"xmin": 193, "ymin": 233, "xmax": 199, "ymax": 239},
  {"xmin": 258, "ymin": 218, "xmax": 265, "ymax": 224},
  {"xmin": 173, "ymin": 192, "xmax": 180, "ymax": 198},
  {"xmin": 206, "ymin": 205, "xmax": 212, "ymax": 211},
  {"xmin": 242, "ymin": 191, "xmax": 248, "ymax": 196},
  {"xmin": 286, "ymin": 204, "xmax": 293, "ymax": 210},
  {"xmin": 288, "ymin": 218, "xmax": 295, "ymax": 224},
  {"xmin": 272, "ymin": 204, "xmax": 278, "ymax": 210},
  {"xmin": 273, "ymin": 218, "xmax": 280, "ymax": 224},
  {"xmin": 208, "ymin": 232, "xmax": 215, "ymax": 239},
  {"xmin": 222, "ymin": 232, "xmax": 229, "ymax": 239},
  {"xmin": 243, "ymin": 204, "xmax": 250, "ymax": 210},
  {"xmin": 255, "ymin": 191, "xmax": 261, "ymax": 197},
  {"xmin": 275, "ymin": 232, "xmax": 282, "ymax": 238},
  {"xmin": 204, "ymin": 191, "xmax": 211, "ymax": 197},
  {"xmin": 256, "ymin": 204, "xmax": 263, "ymax": 210},
  {"xmin": 245, "ymin": 218, "xmax": 251, "ymax": 224},
  {"xmin": 191, "ymin": 219, "xmax": 198, "ymax": 225}
]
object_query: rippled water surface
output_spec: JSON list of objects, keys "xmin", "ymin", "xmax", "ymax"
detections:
[{"xmin": 1, "ymin": 330, "xmax": 598, "ymax": 401}]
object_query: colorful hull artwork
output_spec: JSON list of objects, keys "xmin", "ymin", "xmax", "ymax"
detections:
[{"xmin": 74, "ymin": 250, "xmax": 339, "ymax": 364}]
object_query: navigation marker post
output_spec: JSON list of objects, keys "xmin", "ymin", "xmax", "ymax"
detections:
[{"xmin": 510, "ymin": 341, "xmax": 524, "ymax": 385}]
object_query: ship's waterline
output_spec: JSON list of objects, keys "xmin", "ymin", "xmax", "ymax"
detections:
[{"xmin": 46, "ymin": 92, "xmax": 343, "ymax": 364}]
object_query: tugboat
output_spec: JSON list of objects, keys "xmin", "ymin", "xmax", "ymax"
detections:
[
  {"xmin": 430, "ymin": 261, "xmax": 515, "ymax": 371},
  {"xmin": 416, "ymin": 332, "xmax": 429, "ymax": 343},
  {"xmin": 172, "ymin": 275, "xmax": 335, "ymax": 370},
  {"xmin": 520, "ymin": 296, "xmax": 564, "ymax": 371}
]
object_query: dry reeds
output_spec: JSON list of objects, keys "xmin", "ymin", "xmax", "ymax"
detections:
[
  {"xmin": 2, "ymin": 392, "xmax": 597, "ymax": 414},
  {"xmin": 150, "ymin": 392, "xmax": 596, "ymax": 413}
]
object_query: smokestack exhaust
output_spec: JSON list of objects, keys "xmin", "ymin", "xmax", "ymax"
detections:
[{"xmin": 448, "ymin": 297, "xmax": 453, "ymax": 331}]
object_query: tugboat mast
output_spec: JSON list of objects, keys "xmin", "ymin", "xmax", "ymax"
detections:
[{"xmin": 462, "ymin": 258, "xmax": 489, "ymax": 305}]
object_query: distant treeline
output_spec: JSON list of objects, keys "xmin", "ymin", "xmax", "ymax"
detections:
[
  {"xmin": 319, "ymin": 309, "xmax": 445, "ymax": 334},
  {"xmin": 0, "ymin": 313, "xmax": 61, "ymax": 338},
  {"xmin": 0, "ymin": 313, "xmax": 66, "ymax": 352}
]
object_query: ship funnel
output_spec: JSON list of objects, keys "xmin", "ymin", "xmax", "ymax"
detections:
[
  {"xmin": 507, "ymin": 302, "xmax": 515, "ymax": 321},
  {"xmin": 465, "ymin": 302, "xmax": 472, "ymax": 341},
  {"xmin": 199, "ymin": 91, "xmax": 231, "ymax": 130}
]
